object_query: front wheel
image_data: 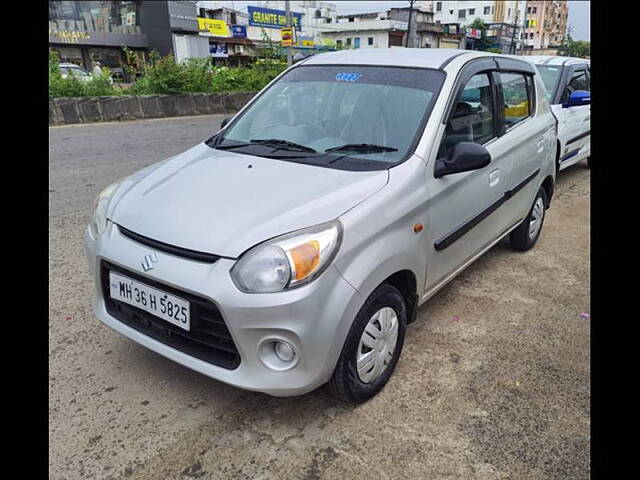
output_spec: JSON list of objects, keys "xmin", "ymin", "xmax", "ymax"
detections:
[
  {"xmin": 329, "ymin": 284, "xmax": 406, "ymax": 403},
  {"xmin": 510, "ymin": 187, "xmax": 548, "ymax": 252}
]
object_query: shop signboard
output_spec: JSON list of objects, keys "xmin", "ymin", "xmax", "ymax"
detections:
[
  {"xmin": 299, "ymin": 36, "xmax": 314, "ymax": 48},
  {"xmin": 281, "ymin": 27, "xmax": 294, "ymax": 46},
  {"xmin": 49, "ymin": 29, "xmax": 92, "ymax": 44},
  {"xmin": 210, "ymin": 42, "xmax": 228, "ymax": 58},
  {"xmin": 248, "ymin": 6, "xmax": 302, "ymax": 31},
  {"xmin": 466, "ymin": 28, "xmax": 481, "ymax": 39},
  {"xmin": 168, "ymin": 1, "xmax": 199, "ymax": 32},
  {"xmin": 197, "ymin": 18, "xmax": 230, "ymax": 37},
  {"xmin": 231, "ymin": 25, "xmax": 247, "ymax": 38}
]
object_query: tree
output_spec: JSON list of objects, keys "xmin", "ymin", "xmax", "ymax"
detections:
[
  {"xmin": 468, "ymin": 18, "xmax": 496, "ymax": 51},
  {"xmin": 558, "ymin": 35, "xmax": 590, "ymax": 58}
]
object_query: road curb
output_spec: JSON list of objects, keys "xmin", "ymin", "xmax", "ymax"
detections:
[{"xmin": 49, "ymin": 92, "xmax": 257, "ymax": 126}]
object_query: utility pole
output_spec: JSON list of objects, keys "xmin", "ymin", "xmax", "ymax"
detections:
[
  {"xmin": 510, "ymin": 6, "xmax": 519, "ymax": 54},
  {"xmin": 405, "ymin": 0, "xmax": 415, "ymax": 47},
  {"xmin": 285, "ymin": 0, "xmax": 292, "ymax": 66}
]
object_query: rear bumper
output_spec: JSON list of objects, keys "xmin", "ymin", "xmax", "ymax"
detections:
[{"xmin": 85, "ymin": 222, "xmax": 362, "ymax": 396}]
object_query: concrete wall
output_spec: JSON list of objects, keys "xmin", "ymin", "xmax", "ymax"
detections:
[{"xmin": 49, "ymin": 92, "xmax": 257, "ymax": 126}]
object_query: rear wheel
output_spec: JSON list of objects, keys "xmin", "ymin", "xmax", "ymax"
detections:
[
  {"xmin": 510, "ymin": 187, "xmax": 547, "ymax": 252},
  {"xmin": 329, "ymin": 284, "xmax": 406, "ymax": 403}
]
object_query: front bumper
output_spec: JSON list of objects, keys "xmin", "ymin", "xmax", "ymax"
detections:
[{"xmin": 84, "ymin": 222, "xmax": 362, "ymax": 397}]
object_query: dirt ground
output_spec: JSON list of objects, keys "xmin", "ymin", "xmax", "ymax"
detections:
[{"xmin": 49, "ymin": 115, "xmax": 590, "ymax": 480}]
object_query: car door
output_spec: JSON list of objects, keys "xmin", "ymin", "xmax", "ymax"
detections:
[
  {"xmin": 558, "ymin": 65, "xmax": 590, "ymax": 165},
  {"xmin": 424, "ymin": 59, "xmax": 510, "ymax": 293},
  {"xmin": 493, "ymin": 65, "xmax": 554, "ymax": 229}
]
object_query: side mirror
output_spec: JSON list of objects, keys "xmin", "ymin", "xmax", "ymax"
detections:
[
  {"xmin": 562, "ymin": 90, "xmax": 590, "ymax": 108},
  {"xmin": 220, "ymin": 116, "xmax": 232, "ymax": 128},
  {"xmin": 434, "ymin": 142, "xmax": 491, "ymax": 178}
]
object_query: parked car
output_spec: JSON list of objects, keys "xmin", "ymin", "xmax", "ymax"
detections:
[
  {"xmin": 85, "ymin": 49, "xmax": 557, "ymax": 402},
  {"xmin": 528, "ymin": 56, "xmax": 590, "ymax": 170},
  {"xmin": 59, "ymin": 63, "xmax": 92, "ymax": 82},
  {"xmin": 59, "ymin": 62, "xmax": 114, "ymax": 85}
]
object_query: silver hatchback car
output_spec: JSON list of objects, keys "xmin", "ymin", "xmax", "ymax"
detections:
[{"xmin": 85, "ymin": 49, "xmax": 556, "ymax": 402}]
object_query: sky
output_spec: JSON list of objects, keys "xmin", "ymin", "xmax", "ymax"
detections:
[{"xmin": 203, "ymin": 1, "xmax": 590, "ymax": 41}]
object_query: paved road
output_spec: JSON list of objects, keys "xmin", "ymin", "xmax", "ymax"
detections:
[{"xmin": 50, "ymin": 114, "xmax": 590, "ymax": 480}]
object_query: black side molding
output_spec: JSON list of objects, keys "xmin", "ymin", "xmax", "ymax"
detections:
[
  {"xmin": 118, "ymin": 225, "xmax": 221, "ymax": 263},
  {"xmin": 434, "ymin": 169, "xmax": 540, "ymax": 251},
  {"xmin": 566, "ymin": 130, "xmax": 590, "ymax": 146}
]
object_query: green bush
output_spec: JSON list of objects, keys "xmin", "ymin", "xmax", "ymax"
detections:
[{"xmin": 49, "ymin": 49, "xmax": 287, "ymax": 97}]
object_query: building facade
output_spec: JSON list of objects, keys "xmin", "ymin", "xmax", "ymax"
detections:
[
  {"xmin": 48, "ymin": 1, "xmax": 205, "ymax": 78},
  {"xmin": 432, "ymin": 0, "xmax": 527, "ymax": 52},
  {"xmin": 387, "ymin": 6, "xmax": 463, "ymax": 49},
  {"xmin": 319, "ymin": 11, "xmax": 408, "ymax": 49},
  {"xmin": 523, "ymin": 0, "xmax": 568, "ymax": 53}
]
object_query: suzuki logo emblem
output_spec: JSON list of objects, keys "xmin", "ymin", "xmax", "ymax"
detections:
[{"xmin": 141, "ymin": 253, "xmax": 158, "ymax": 272}]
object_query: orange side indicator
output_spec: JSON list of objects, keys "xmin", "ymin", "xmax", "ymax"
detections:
[
  {"xmin": 413, "ymin": 223, "xmax": 424, "ymax": 233},
  {"xmin": 289, "ymin": 240, "xmax": 320, "ymax": 280}
]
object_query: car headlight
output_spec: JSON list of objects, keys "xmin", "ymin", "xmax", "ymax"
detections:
[
  {"xmin": 230, "ymin": 221, "xmax": 342, "ymax": 293},
  {"xmin": 88, "ymin": 179, "xmax": 124, "ymax": 239}
]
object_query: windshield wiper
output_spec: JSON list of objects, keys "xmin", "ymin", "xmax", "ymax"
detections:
[
  {"xmin": 213, "ymin": 142, "xmax": 251, "ymax": 150},
  {"xmin": 250, "ymin": 138, "xmax": 317, "ymax": 153},
  {"xmin": 324, "ymin": 143, "xmax": 398, "ymax": 154}
]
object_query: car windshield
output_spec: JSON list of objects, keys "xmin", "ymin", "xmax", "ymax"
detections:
[
  {"xmin": 536, "ymin": 65, "xmax": 563, "ymax": 102},
  {"xmin": 210, "ymin": 65, "xmax": 446, "ymax": 171}
]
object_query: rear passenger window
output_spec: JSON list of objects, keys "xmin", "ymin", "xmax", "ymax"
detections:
[
  {"xmin": 561, "ymin": 69, "xmax": 589, "ymax": 103},
  {"xmin": 499, "ymin": 72, "xmax": 532, "ymax": 128},
  {"xmin": 442, "ymin": 73, "xmax": 495, "ymax": 155}
]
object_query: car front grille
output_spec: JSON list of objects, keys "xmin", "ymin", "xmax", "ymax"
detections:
[{"xmin": 100, "ymin": 260, "xmax": 240, "ymax": 370}]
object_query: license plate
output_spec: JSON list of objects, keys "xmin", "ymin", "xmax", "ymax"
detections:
[{"xmin": 108, "ymin": 272, "xmax": 190, "ymax": 331}]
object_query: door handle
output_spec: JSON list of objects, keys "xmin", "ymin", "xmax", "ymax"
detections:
[
  {"xmin": 489, "ymin": 169, "xmax": 500, "ymax": 188},
  {"xmin": 584, "ymin": 115, "xmax": 591, "ymax": 121},
  {"xmin": 536, "ymin": 137, "xmax": 545, "ymax": 153}
]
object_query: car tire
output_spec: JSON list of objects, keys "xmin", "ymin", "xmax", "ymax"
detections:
[
  {"xmin": 329, "ymin": 283, "xmax": 407, "ymax": 403},
  {"xmin": 510, "ymin": 187, "xmax": 548, "ymax": 252}
]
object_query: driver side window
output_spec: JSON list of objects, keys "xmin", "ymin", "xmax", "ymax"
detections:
[
  {"xmin": 441, "ymin": 72, "xmax": 495, "ymax": 157},
  {"xmin": 561, "ymin": 68, "xmax": 588, "ymax": 103}
]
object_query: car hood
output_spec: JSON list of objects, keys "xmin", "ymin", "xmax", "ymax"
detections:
[{"xmin": 109, "ymin": 142, "xmax": 388, "ymax": 258}]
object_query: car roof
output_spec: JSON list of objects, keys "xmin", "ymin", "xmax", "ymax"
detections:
[
  {"xmin": 525, "ymin": 55, "xmax": 589, "ymax": 66},
  {"xmin": 302, "ymin": 48, "xmax": 495, "ymax": 70},
  {"xmin": 60, "ymin": 63, "xmax": 85, "ymax": 68}
]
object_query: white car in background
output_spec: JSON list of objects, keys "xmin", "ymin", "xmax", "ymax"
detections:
[
  {"xmin": 59, "ymin": 63, "xmax": 93, "ymax": 82},
  {"xmin": 59, "ymin": 62, "xmax": 114, "ymax": 85},
  {"xmin": 528, "ymin": 56, "xmax": 591, "ymax": 171}
]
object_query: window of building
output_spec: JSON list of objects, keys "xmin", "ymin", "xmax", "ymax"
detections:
[
  {"xmin": 529, "ymin": 32, "xmax": 534, "ymax": 38},
  {"xmin": 336, "ymin": 39, "xmax": 342, "ymax": 47},
  {"xmin": 49, "ymin": 0, "xmax": 141, "ymax": 33},
  {"xmin": 315, "ymin": 9, "xmax": 322, "ymax": 18},
  {"xmin": 368, "ymin": 37, "xmax": 374, "ymax": 46},
  {"xmin": 436, "ymin": 2, "xmax": 442, "ymax": 12},
  {"xmin": 458, "ymin": 9, "xmax": 466, "ymax": 19},
  {"xmin": 442, "ymin": 73, "xmax": 495, "ymax": 154},
  {"xmin": 527, "ymin": 7, "xmax": 531, "ymax": 13},
  {"xmin": 346, "ymin": 38, "xmax": 352, "ymax": 46},
  {"xmin": 484, "ymin": 6, "xmax": 491, "ymax": 15},
  {"xmin": 353, "ymin": 37, "xmax": 360, "ymax": 48},
  {"xmin": 532, "ymin": 7, "xmax": 537, "ymax": 14},
  {"xmin": 500, "ymin": 72, "xmax": 532, "ymax": 128},
  {"xmin": 468, "ymin": 8, "xmax": 475, "ymax": 15},
  {"xmin": 348, "ymin": 16, "xmax": 354, "ymax": 22}
]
